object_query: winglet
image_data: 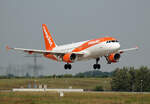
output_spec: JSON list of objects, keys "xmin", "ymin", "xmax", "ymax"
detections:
[
  {"xmin": 6, "ymin": 46, "xmax": 12, "ymax": 51},
  {"xmin": 136, "ymin": 46, "xmax": 139, "ymax": 50}
]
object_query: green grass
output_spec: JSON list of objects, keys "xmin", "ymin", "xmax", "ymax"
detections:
[
  {"xmin": 0, "ymin": 92, "xmax": 150, "ymax": 104},
  {"xmin": 0, "ymin": 78, "xmax": 111, "ymax": 90},
  {"xmin": 0, "ymin": 78, "xmax": 150, "ymax": 104}
]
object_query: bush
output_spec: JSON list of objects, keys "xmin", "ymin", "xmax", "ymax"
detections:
[{"xmin": 93, "ymin": 85, "xmax": 104, "ymax": 91}]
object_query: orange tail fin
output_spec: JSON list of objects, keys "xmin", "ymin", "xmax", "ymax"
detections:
[{"xmin": 42, "ymin": 24, "xmax": 56, "ymax": 50}]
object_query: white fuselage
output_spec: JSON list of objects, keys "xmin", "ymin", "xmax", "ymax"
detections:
[{"xmin": 52, "ymin": 40, "xmax": 120, "ymax": 62}]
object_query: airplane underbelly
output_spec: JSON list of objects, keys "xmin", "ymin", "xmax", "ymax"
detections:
[
  {"xmin": 78, "ymin": 46, "xmax": 108, "ymax": 61},
  {"xmin": 89, "ymin": 45, "xmax": 108, "ymax": 56}
]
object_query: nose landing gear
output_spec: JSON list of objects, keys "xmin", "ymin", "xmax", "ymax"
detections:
[{"xmin": 93, "ymin": 58, "xmax": 101, "ymax": 69}]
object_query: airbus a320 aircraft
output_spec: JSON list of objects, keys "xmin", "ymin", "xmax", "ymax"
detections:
[{"xmin": 6, "ymin": 24, "xmax": 138, "ymax": 70}]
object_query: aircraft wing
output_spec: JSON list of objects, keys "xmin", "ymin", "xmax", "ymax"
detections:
[
  {"xmin": 6, "ymin": 46, "xmax": 84, "ymax": 56},
  {"xmin": 118, "ymin": 46, "xmax": 139, "ymax": 54}
]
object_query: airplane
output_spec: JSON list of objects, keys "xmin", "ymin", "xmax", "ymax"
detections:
[{"xmin": 6, "ymin": 24, "xmax": 138, "ymax": 70}]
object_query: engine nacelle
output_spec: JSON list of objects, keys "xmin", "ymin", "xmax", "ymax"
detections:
[
  {"xmin": 108, "ymin": 53, "xmax": 121, "ymax": 63},
  {"xmin": 63, "ymin": 53, "xmax": 77, "ymax": 63}
]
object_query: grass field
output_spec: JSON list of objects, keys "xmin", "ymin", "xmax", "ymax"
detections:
[
  {"xmin": 0, "ymin": 78, "xmax": 150, "ymax": 104},
  {"xmin": 0, "ymin": 78, "xmax": 111, "ymax": 90},
  {"xmin": 0, "ymin": 92, "xmax": 150, "ymax": 104}
]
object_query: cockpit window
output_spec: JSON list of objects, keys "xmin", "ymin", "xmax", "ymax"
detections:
[{"xmin": 106, "ymin": 40, "xmax": 119, "ymax": 43}]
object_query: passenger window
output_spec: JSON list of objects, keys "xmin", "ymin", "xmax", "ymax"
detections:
[
  {"xmin": 106, "ymin": 41, "xmax": 110, "ymax": 43},
  {"xmin": 106, "ymin": 40, "xmax": 119, "ymax": 43}
]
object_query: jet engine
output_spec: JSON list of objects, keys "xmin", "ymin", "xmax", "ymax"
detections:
[
  {"xmin": 63, "ymin": 53, "xmax": 77, "ymax": 63},
  {"xmin": 107, "ymin": 53, "xmax": 121, "ymax": 63}
]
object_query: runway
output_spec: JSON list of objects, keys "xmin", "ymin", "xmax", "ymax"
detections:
[{"xmin": 1, "ymin": 89, "xmax": 150, "ymax": 95}]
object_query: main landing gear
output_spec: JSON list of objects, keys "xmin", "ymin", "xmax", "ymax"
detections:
[
  {"xmin": 64, "ymin": 58, "xmax": 101, "ymax": 70},
  {"xmin": 64, "ymin": 63, "xmax": 72, "ymax": 70},
  {"xmin": 93, "ymin": 58, "xmax": 101, "ymax": 69}
]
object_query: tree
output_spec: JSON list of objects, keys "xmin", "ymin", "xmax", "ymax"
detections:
[
  {"xmin": 25, "ymin": 72, "xmax": 30, "ymax": 78},
  {"xmin": 111, "ymin": 66, "xmax": 150, "ymax": 92},
  {"xmin": 111, "ymin": 67, "xmax": 130, "ymax": 91},
  {"xmin": 134, "ymin": 66, "xmax": 150, "ymax": 91},
  {"xmin": 128, "ymin": 67, "xmax": 136, "ymax": 91}
]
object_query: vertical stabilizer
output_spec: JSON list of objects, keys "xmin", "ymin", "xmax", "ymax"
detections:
[{"xmin": 42, "ymin": 24, "xmax": 56, "ymax": 50}]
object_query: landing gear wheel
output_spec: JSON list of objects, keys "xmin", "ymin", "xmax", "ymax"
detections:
[
  {"xmin": 64, "ymin": 63, "xmax": 72, "ymax": 70},
  {"xmin": 68, "ymin": 64, "xmax": 72, "ymax": 70},
  {"xmin": 93, "ymin": 64, "xmax": 101, "ymax": 69},
  {"xmin": 64, "ymin": 64, "xmax": 68, "ymax": 70},
  {"xmin": 97, "ymin": 64, "xmax": 101, "ymax": 69},
  {"xmin": 93, "ymin": 64, "xmax": 97, "ymax": 69}
]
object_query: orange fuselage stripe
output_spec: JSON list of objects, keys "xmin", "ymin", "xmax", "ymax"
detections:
[{"xmin": 72, "ymin": 37, "xmax": 116, "ymax": 52}]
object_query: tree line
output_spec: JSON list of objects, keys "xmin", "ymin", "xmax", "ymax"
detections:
[
  {"xmin": 111, "ymin": 66, "xmax": 150, "ymax": 92},
  {"xmin": 0, "ymin": 70, "xmax": 112, "ymax": 78}
]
